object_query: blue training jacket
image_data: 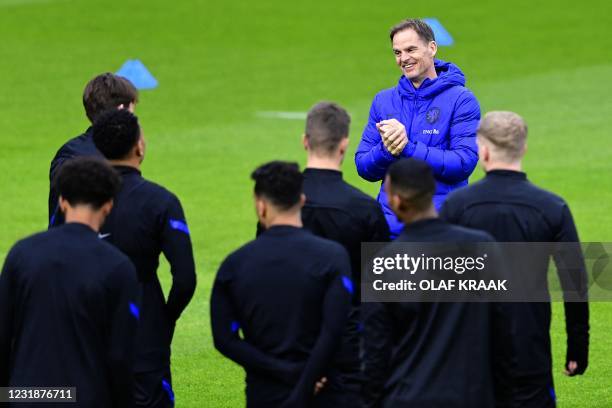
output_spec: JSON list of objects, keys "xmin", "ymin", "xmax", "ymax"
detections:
[{"xmin": 355, "ymin": 59, "xmax": 480, "ymax": 238}]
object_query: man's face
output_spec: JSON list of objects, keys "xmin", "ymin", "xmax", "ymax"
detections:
[{"xmin": 392, "ymin": 29, "xmax": 437, "ymax": 85}]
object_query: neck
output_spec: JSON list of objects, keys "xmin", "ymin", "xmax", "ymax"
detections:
[
  {"xmin": 306, "ymin": 154, "xmax": 342, "ymax": 171},
  {"xmin": 484, "ymin": 161, "xmax": 522, "ymax": 172},
  {"xmin": 411, "ymin": 65, "xmax": 437, "ymax": 89},
  {"xmin": 64, "ymin": 208, "xmax": 105, "ymax": 232},
  {"xmin": 266, "ymin": 211, "xmax": 303, "ymax": 229},
  {"xmin": 402, "ymin": 205, "xmax": 438, "ymax": 225},
  {"xmin": 109, "ymin": 157, "xmax": 141, "ymax": 170}
]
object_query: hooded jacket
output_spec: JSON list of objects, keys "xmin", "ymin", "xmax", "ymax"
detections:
[{"xmin": 355, "ymin": 60, "xmax": 480, "ymax": 237}]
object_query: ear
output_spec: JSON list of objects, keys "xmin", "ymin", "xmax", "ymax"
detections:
[
  {"xmin": 477, "ymin": 138, "xmax": 489, "ymax": 163},
  {"xmin": 482, "ymin": 143, "xmax": 490, "ymax": 163},
  {"xmin": 299, "ymin": 193, "xmax": 306, "ymax": 207},
  {"xmin": 101, "ymin": 199, "xmax": 114, "ymax": 218},
  {"xmin": 522, "ymin": 143, "xmax": 528, "ymax": 156},
  {"xmin": 255, "ymin": 196, "xmax": 266, "ymax": 220},
  {"xmin": 58, "ymin": 196, "xmax": 69, "ymax": 214},
  {"xmin": 136, "ymin": 135, "xmax": 146, "ymax": 158},
  {"xmin": 388, "ymin": 193, "xmax": 403, "ymax": 215},
  {"xmin": 302, "ymin": 134, "xmax": 309, "ymax": 151},
  {"xmin": 128, "ymin": 102, "xmax": 135, "ymax": 113},
  {"xmin": 338, "ymin": 137, "xmax": 349, "ymax": 156},
  {"xmin": 429, "ymin": 41, "xmax": 438, "ymax": 58}
]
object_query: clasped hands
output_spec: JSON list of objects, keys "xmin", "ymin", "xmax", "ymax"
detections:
[{"xmin": 377, "ymin": 119, "xmax": 408, "ymax": 156}]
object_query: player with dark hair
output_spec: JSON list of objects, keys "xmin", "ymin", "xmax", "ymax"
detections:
[
  {"xmin": 92, "ymin": 109, "xmax": 196, "ymax": 408},
  {"xmin": 440, "ymin": 111, "xmax": 589, "ymax": 407},
  {"xmin": 355, "ymin": 18, "xmax": 480, "ymax": 238},
  {"xmin": 211, "ymin": 161, "xmax": 352, "ymax": 407},
  {"xmin": 362, "ymin": 158, "xmax": 498, "ymax": 407},
  {"xmin": 92, "ymin": 107, "xmax": 142, "ymax": 160},
  {"xmin": 0, "ymin": 158, "xmax": 140, "ymax": 407},
  {"xmin": 48, "ymin": 72, "xmax": 139, "ymax": 226}
]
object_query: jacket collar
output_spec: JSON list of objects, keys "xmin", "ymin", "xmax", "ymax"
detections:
[
  {"xmin": 397, "ymin": 59, "xmax": 466, "ymax": 99},
  {"xmin": 61, "ymin": 222, "xmax": 97, "ymax": 235},
  {"xmin": 397, "ymin": 217, "xmax": 447, "ymax": 240},
  {"xmin": 112, "ymin": 165, "xmax": 142, "ymax": 177},
  {"xmin": 303, "ymin": 168, "xmax": 342, "ymax": 179},
  {"xmin": 486, "ymin": 169, "xmax": 527, "ymax": 180}
]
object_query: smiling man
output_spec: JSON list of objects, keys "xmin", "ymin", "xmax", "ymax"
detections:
[{"xmin": 355, "ymin": 18, "xmax": 481, "ymax": 238}]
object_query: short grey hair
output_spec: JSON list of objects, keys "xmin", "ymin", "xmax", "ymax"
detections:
[
  {"xmin": 477, "ymin": 111, "xmax": 528, "ymax": 162},
  {"xmin": 389, "ymin": 19, "xmax": 435, "ymax": 43}
]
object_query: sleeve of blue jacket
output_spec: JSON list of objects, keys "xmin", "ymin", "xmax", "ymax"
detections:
[
  {"xmin": 355, "ymin": 94, "xmax": 398, "ymax": 182},
  {"xmin": 402, "ymin": 91, "xmax": 480, "ymax": 184}
]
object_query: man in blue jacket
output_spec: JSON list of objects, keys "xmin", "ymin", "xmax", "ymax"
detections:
[{"xmin": 355, "ymin": 18, "xmax": 480, "ymax": 238}]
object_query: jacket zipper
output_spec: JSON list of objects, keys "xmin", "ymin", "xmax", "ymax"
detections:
[{"xmin": 410, "ymin": 90, "xmax": 418, "ymax": 146}]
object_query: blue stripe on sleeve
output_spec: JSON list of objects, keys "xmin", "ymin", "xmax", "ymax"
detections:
[
  {"xmin": 169, "ymin": 219, "xmax": 190, "ymax": 235},
  {"xmin": 342, "ymin": 276, "xmax": 354, "ymax": 295},
  {"xmin": 162, "ymin": 379, "xmax": 175, "ymax": 403},
  {"xmin": 129, "ymin": 302, "xmax": 140, "ymax": 320},
  {"xmin": 231, "ymin": 321, "xmax": 240, "ymax": 333}
]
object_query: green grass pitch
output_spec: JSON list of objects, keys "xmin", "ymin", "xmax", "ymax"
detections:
[{"xmin": 1, "ymin": 0, "xmax": 611, "ymax": 406}]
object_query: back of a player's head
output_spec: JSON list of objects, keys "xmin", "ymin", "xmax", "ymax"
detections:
[
  {"xmin": 92, "ymin": 109, "xmax": 141, "ymax": 160},
  {"xmin": 305, "ymin": 102, "xmax": 351, "ymax": 156},
  {"xmin": 83, "ymin": 73, "xmax": 139, "ymax": 123},
  {"xmin": 251, "ymin": 161, "xmax": 303, "ymax": 210},
  {"xmin": 386, "ymin": 158, "xmax": 436, "ymax": 211},
  {"xmin": 54, "ymin": 157, "xmax": 121, "ymax": 210},
  {"xmin": 478, "ymin": 111, "xmax": 528, "ymax": 163},
  {"xmin": 389, "ymin": 18, "xmax": 435, "ymax": 43}
]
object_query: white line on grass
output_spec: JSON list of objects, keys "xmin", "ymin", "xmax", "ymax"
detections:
[
  {"xmin": 0, "ymin": 0, "xmax": 60, "ymax": 6},
  {"xmin": 256, "ymin": 111, "xmax": 307, "ymax": 120},
  {"xmin": 0, "ymin": 0, "xmax": 66, "ymax": 7}
]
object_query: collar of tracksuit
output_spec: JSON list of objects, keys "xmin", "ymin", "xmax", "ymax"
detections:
[
  {"xmin": 486, "ymin": 169, "xmax": 527, "ymax": 180},
  {"xmin": 62, "ymin": 222, "xmax": 97, "ymax": 235},
  {"xmin": 403, "ymin": 217, "xmax": 446, "ymax": 232},
  {"xmin": 112, "ymin": 165, "xmax": 142, "ymax": 177},
  {"xmin": 262, "ymin": 225, "xmax": 302, "ymax": 235},
  {"xmin": 303, "ymin": 168, "xmax": 343, "ymax": 179}
]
